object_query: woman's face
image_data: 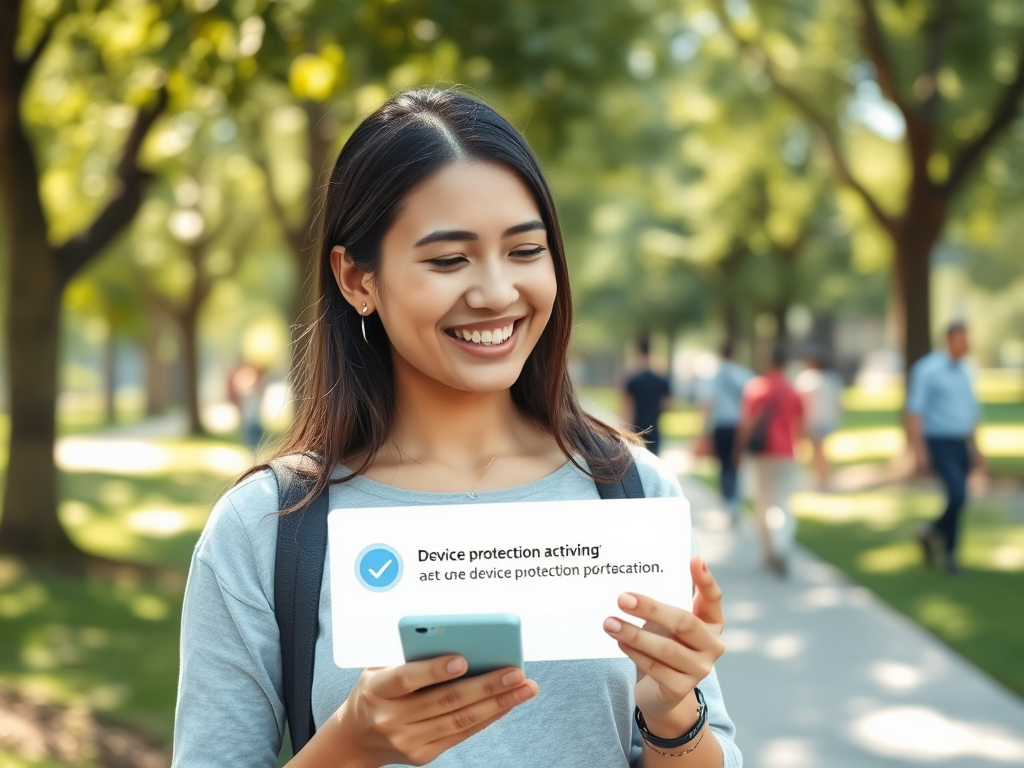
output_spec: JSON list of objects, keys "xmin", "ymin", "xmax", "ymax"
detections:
[{"xmin": 370, "ymin": 160, "xmax": 557, "ymax": 394}]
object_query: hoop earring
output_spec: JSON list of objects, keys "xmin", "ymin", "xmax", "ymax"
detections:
[{"xmin": 360, "ymin": 303, "xmax": 369, "ymax": 345}]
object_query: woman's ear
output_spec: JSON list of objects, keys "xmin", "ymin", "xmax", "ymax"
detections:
[{"xmin": 330, "ymin": 246, "xmax": 375, "ymax": 313}]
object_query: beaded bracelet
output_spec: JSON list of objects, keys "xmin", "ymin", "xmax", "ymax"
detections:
[{"xmin": 634, "ymin": 687, "xmax": 708, "ymax": 758}]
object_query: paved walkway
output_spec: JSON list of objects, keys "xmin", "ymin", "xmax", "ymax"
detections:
[{"xmin": 668, "ymin": 459, "xmax": 1024, "ymax": 767}]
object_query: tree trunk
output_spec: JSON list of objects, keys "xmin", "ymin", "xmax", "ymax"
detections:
[
  {"xmin": 103, "ymin": 304, "xmax": 117, "ymax": 425},
  {"xmin": 285, "ymin": 100, "xmax": 333, "ymax": 367},
  {"xmin": 0, "ymin": 287, "xmax": 80, "ymax": 560},
  {"xmin": 892, "ymin": 184, "xmax": 946, "ymax": 373},
  {"xmin": 773, "ymin": 304, "xmax": 789, "ymax": 347},
  {"xmin": 0, "ymin": 27, "xmax": 82, "ymax": 561},
  {"xmin": 721, "ymin": 303, "xmax": 739, "ymax": 350},
  {"xmin": 180, "ymin": 309, "xmax": 204, "ymax": 436},
  {"xmin": 143, "ymin": 300, "xmax": 170, "ymax": 417}
]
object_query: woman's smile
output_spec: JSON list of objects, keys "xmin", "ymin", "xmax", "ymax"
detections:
[{"xmin": 443, "ymin": 316, "xmax": 524, "ymax": 356}]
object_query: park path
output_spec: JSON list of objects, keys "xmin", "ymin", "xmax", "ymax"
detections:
[{"xmin": 660, "ymin": 448, "xmax": 1024, "ymax": 768}]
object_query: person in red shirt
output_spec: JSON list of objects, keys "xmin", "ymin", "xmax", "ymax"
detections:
[{"xmin": 734, "ymin": 345, "xmax": 806, "ymax": 576}]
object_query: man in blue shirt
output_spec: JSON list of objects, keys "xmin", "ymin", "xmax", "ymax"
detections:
[
  {"xmin": 906, "ymin": 321, "xmax": 984, "ymax": 574},
  {"xmin": 699, "ymin": 342, "xmax": 754, "ymax": 524}
]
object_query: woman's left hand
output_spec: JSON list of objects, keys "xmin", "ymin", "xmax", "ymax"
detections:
[{"xmin": 603, "ymin": 557, "xmax": 725, "ymax": 728}]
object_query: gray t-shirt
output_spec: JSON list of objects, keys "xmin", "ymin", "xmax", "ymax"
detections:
[{"xmin": 172, "ymin": 448, "xmax": 742, "ymax": 768}]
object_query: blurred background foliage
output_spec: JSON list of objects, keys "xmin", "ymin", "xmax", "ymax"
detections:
[{"xmin": 2, "ymin": 0, "xmax": 1024, "ymax": 761}]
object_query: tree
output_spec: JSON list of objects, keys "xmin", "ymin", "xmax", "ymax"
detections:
[
  {"xmin": 0, "ymin": 0, "xmax": 167, "ymax": 562},
  {"xmin": 131, "ymin": 152, "xmax": 264, "ymax": 436},
  {"xmin": 713, "ymin": 0, "xmax": 1024, "ymax": 370}
]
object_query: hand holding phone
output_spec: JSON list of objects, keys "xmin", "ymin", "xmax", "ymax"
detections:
[
  {"xmin": 327, "ymin": 615, "xmax": 534, "ymax": 768},
  {"xmin": 399, "ymin": 613, "xmax": 524, "ymax": 676}
]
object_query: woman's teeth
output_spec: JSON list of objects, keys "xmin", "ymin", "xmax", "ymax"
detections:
[{"xmin": 453, "ymin": 324, "xmax": 514, "ymax": 345}]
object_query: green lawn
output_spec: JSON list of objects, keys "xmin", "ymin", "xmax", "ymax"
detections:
[
  {"xmin": 792, "ymin": 487, "xmax": 1024, "ymax": 698},
  {"xmin": 0, "ymin": 434, "xmax": 247, "ymax": 760}
]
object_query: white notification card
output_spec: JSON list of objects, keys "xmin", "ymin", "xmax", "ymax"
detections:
[{"xmin": 327, "ymin": 497, "xmax": 691, "ymax": 668}]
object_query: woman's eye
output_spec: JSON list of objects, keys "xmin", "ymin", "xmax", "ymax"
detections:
[
  {"xmin": 510, "ymin": 246, "xmax": 546, "ymax": 258},
  {"xmin": 428, "ymin": 256, "xmax": 467, "ymax": 268}
]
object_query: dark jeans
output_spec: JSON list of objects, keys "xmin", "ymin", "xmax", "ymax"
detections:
[
  {"xmin": 713, "ymin": 426, "xmax": 739, "ymax": 503},
  {"xmin": 926, "ymin": 437, "xmax": 970, "ymax": 557}
]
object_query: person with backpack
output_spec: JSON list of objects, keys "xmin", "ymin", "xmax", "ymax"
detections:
[
  {"xmin": 734, "ymin": 345, "xmax": 805, "ymax": 576},
  {"xmin": 171, "ymin": 90, "xmax": 741, "ymax": 768}
]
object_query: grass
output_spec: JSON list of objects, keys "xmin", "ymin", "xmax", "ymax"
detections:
[
  {"xmin": 0, "ymin": 431, "xmax": 249, "ymax": 757},
  {"xmin": 792, "ymin": 487, "xmax": 1024, "ymax": 698},
  {"xmin": 0, "ymin": 558, "xmax": 185, "ymax": 743}
]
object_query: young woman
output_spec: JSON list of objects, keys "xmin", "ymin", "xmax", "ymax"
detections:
[{"xmin": 172, "ymin": 89, "xmax": 742, "ymax": 768}]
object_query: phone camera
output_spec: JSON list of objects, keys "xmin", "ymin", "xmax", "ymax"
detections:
[{"xmin": 415, "ymin": 627, "xmax": 428, "ymax": 634}]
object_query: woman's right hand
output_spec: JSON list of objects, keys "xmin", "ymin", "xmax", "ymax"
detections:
[{"xmin": 332, "ymin": 655, "xmax": 537, "ymax": 768}]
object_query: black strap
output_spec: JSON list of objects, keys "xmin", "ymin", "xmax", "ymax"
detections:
[
  {"xmin": 271, "ymin": 457, "xmax": 329, "ymax": 756},
  {"xmin": 271, "ymin": 433, "xmax": 643, "ymax": 756},
  {"xmin": 590, "ymin": 433, "xmax": 645, "ymax": 500}
]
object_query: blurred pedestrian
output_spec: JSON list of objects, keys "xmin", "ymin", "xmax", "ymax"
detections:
[
  {"xmin": 735, "ymin": 344, "xmax": 805, "ymax": 576},
  {"xmin": 907, "ymin": 321, "xmax": 984, "ymax": 576},
  {"xmin": 794, "ymin": 351, "xmax": 844, "ymax": 491},
  {"xmin": 228, "ymin": 362, "xmax": 265, "ymax": 452},
  {"xmin": 699, "ymin": 341, "xmax": 753, "ymax": 523},
  {"xmin": 622, "ymin": 337, "xmax": 671, "ymax": 455}
]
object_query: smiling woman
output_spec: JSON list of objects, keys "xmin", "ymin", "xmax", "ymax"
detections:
[{"xmin": 172, "ymin": 89, "xmax": 741, "ymax": 768}]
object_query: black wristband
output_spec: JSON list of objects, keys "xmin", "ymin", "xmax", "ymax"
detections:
[{"xmin": 634, "ymin": 687, "xmax": 708, "ymax": 749}]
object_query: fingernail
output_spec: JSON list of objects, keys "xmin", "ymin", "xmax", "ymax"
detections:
[
  {"xmin": 447, "ymin": 658, "xmax": 466, "ymax": 674},
  {"xmin": 619, "ymin": 593, "xmax": 638, "ymax": 610},
  {"xmin": 502, "ymin": 670, "xmax": 523, "ymax": 687},
  {"xmin": 604, "ymin": 617, "xmax": 623, "ymax": 633},
  {"xmin": 515, "ymin": 684, "xmax": 535, "ymax": 701}
]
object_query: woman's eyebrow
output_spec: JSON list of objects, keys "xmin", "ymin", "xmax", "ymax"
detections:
[
  {"xmin": 503, "ymin": 219, "xmax": 546, "ymax": 237},
  {"xmin": 413, "ymin": 220, "xmax": 546, "ymax": 247},
  {"xmin": 414, "ymin": 229, "xmax": 477, "ymax": 247}
]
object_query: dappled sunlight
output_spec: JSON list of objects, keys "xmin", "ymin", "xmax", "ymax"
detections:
[
  {"xmin": 842, "ymin": 385, "xmax": 903, "ymax": 412},
  {"xmin": 55, "ymin": 437, "xmax": 250, "ymax": 477},
  {"xmin": 825, "ymin": 427, "xmax": 903, "ymax": 462},
  {"xmin": 722, "ymin": 627, "xmax": 757, "ymax": 653},
  {"xmin": 850, "ymin": 706, "xmax": 1024, "ymax": 762},
  {"xmin": 962, "ymin": 523, "xmax": 1024, "ymax": 572},
  {"xmin": 59, "ymin": 498, "xmax": 209, "ymax": 563},
  {"xmin": 792, "ymin": 489, "xmax": 930, "ymax": 528},
  {"xmin": 858, "ymin": 543, "xmax": 920, "ymax": 574},
  {"xmin": 763, "ymin": 633, "xmax": 804, "ymax": 659},
  {"xmin": 916, "ymin": 594, "xmax": 974, "ymax": 641},
  {"xmin": 988, "ymin": 545, "xmax": 1024, "ymax": 571},
  {"xmin": 869, "ymin": 661, "xmax": 924, "ymax": 692},
  {"xmin": 0, "ymin": 584, "xmax": 48, "ymax": 620},
  {"xmin": 976, "ymin": 369, "xmax": 1024, "ymax": 403},
  {"xmin": 759, "ymin": 737, "xmax": 817, "ymax": 768},
  {"xmin": 660, "ymin": 410, "xmax": 701, "ymax": 439},
  {"xmin": 978, "ymin": 425, "xmax": 1024, "ymax": 457},
  {"xmin": 825, "ymin": 424, "xmax": 1024, "ymax": 464},
  {"xmin": 125, "ymin": 509, "xmax": 191, "ymax": 538},
  {"xmin": 129, "ymin": 595, "xmax": 170, "ymax": 621}
]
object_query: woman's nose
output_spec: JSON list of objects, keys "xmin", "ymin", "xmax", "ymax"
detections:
[{"xmin": 464, "ymin": 258, "xmax": 520, "ymax": 310}]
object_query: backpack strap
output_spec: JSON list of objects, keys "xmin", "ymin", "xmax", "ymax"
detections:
[
  {"xmin": 271, "ymin": 457, "xmax": 329, "ymax": 756},
  {"xmin": 589, "ymin": 430, "xmax": 645, "ymax": 500}
]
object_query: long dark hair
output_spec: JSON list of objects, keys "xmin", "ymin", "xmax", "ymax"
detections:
[{"xmin": 255, "ymin": 88, "xmax": 634, "ymax": 505}]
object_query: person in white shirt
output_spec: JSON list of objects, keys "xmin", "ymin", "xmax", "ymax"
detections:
[{"xmin": 794, "ymin": 352, "xmax": 843, "ymax": 491}]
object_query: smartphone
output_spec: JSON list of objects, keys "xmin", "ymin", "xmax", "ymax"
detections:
[{"xmin": 398, "ymin": 613, "xmax": 524, "ymax": 677}]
